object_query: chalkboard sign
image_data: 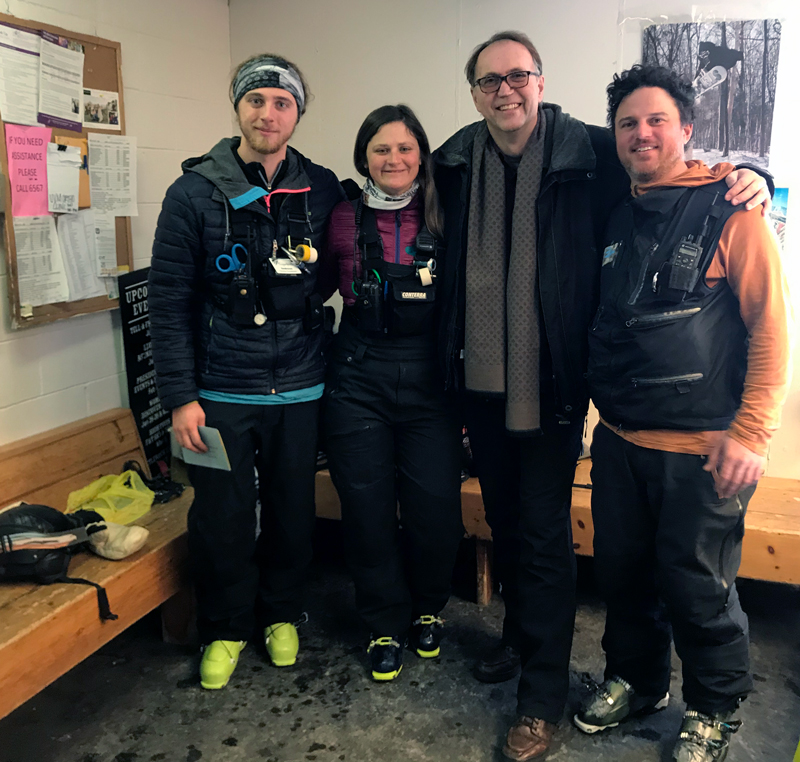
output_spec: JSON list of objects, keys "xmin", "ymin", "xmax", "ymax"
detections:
[{"xmin": 118, "ymin": 268, "xmax": 170, "ymax": 476}]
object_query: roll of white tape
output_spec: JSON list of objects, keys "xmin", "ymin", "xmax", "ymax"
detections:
[
  {"xmin": 418, "ymin": 267, "xmax": 432, "ymax": 286},
  {"xmin": 296, "ymin": 244, "xmax": 319, "ymax": 263}
]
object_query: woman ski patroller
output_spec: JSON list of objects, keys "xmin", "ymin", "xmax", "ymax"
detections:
[{"xmin": 319, "ymin": 105, "xmax": 463, "ymax": 681}]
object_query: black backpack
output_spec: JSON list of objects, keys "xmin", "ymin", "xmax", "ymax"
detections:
[{"xmin": 0, "ymin": 503, "xmax": 117, "ymax": 621}]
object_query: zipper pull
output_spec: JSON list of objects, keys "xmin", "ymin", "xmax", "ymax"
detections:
[
  {"xmin": 625, "ymin": 317, "xmax": 638, "ymax": 327},
  {"xmin": 272, "ymin": 239, "xmax": 278, "ymax": 259}
]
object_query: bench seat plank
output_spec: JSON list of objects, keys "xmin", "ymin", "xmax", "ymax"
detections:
[
  {"xmin": 0, "ymin": 492, "xmax": 192, "ymax": 719},
  {"xmin": 0, "ymin": 408, "xmax": 193, "ymax": 721}
]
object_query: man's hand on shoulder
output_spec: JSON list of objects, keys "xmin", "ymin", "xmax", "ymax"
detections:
[
  {"xmin": 172, "ymin": 401, "xmax": 208, "ymax": 453},
  {"xmin": 703, "ymin": 434, "xmax": 765, "ymax": 498},
  {"xmin": 724, "ymin": 169, "xmax": 771, "ymax": 217}
]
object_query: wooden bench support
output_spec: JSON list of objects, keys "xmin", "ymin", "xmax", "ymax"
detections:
[{"xmin": 475, "ymin": 539, "xmax": 493, "ymax": 607}]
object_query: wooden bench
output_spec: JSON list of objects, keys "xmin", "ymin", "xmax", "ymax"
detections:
[
  {"xmin": 317, "ymin": 458, "xmax": 800, "ymax": 606},
  {"xmin": 0, "ymin": 408, "xmax": 193, "ymax": 721}
]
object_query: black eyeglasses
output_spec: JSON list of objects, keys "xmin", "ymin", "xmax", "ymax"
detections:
[{"xmin": 473, "ymin": 70, "xmax": 539, "ymax": 94}]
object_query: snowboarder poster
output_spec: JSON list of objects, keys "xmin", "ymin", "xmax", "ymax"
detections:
[{"xmin": 642, "ymin": 20, "xmax": 782, "ymax": 170}]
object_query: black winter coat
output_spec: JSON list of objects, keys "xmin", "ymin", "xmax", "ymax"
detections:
[
  {"xmin": 433, "ymin": 103, "xmax": 630, "ymax": 423},
  {"xmin": 148, "ymin": 138, "xmax": 343, "ymax": 412}
]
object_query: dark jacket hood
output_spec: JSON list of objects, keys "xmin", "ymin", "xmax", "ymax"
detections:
[{"xmin": 181, "ymin": 137, "xmax": 309, "ymax": 206}]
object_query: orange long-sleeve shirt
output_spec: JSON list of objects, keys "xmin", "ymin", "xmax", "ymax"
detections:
[{"xmin": 601, "ymin": 161, "xmax": 792, "ymax": 457}]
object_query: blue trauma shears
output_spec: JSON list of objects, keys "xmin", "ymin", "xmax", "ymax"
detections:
[{"xmin": 216, "ymin": 243, "xmax": 247, "ymax": 273}]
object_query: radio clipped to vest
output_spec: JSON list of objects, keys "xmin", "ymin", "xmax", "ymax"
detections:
[
  {"xmin": 351, "ymin": 200, "xmax": 438, "ymax": 337},
  {"xmin": 652, "ymin": 191, "xmax": 727, "ymax": 303}
]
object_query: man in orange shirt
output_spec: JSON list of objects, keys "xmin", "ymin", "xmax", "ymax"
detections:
[{"xmin": 575, "ymin": 65, "xmax": 791, "ymax": 762}]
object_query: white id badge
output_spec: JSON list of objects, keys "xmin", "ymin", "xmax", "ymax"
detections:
[{"xmin": 269, "ymin": 258, "xmax": 303, "ymax": 277}]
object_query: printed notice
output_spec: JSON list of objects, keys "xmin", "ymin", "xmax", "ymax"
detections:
[
  {"xmin": 54, "ymin": 135, "xmax": 90, "ymax": 207},
  {"xmin": 6, "ymin": 123, "xmax": 51, "ymax": 217},
  {"xmin": 83, "ymin": 88, "xmax": 121, "ymax": 130},
  {"xmin": 38, "ymin": 32, "xmax": 83, "ymax": 131},
  {"xmin": 14, "ymin": 215, "xmax": 69, "ymax": 307},
  {"xmin": 0, "ymin": 22, "xmax": 41, "ymax": 125},
  {"xmin": 57, "ymin": 210, "xmax": 108, "ymax": 301},
  {"xmin": 88, "ymin": 133, "xmax": 138, "ymax": 216},
  {"xmin": 47, "ymin": 142, "xmax": 80, "ymax": 213},
  {"xmin": 92, "ymin": 210, "xmax": 117, "ymax": 275}
]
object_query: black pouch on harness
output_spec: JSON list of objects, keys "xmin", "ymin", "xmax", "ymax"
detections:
[
  {"xmin": 0, "ymin": 503, "xmax": 118, "ymax": 621},
  {"xmin": 386, "ymin": 276, "xmax": 436, "ymax": 337},
  {"xmin": 260, "ymin": 259, "xmax": 307, "ymax": 320}
]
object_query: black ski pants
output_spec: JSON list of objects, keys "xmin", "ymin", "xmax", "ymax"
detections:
[
  {"xmin": 187, "ymin": 398, "xmax": 320, "ymax": 644},
  {"xmin": 464, "ymin": 395, "xmax": 583, "ymax": 724},
  {"xmin": 591, "ymin": 422, "xmax": 754, "ymax": 714},
  {"xmin": 323, "ymin": 327, "xmax": 464, "ymax": 637}
]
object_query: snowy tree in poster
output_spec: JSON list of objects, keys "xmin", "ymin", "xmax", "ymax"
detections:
[{"xmin": 643, "ymin": 20, "xmax": 782, "ymax": 169}]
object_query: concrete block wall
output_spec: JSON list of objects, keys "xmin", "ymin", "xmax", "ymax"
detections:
[{"xmin": 0, "ymin": 0, "xmax": 231, "ymax": 445}]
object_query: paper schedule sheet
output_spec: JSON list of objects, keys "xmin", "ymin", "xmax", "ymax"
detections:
[
  {"xmin": 15, "ymin": 215, "xmax": 69, "ymax": 307},
  {"xmin": 57, "ymin": 209, "xmax": 112, "ymax": 301},
  {"xmin": 88, "ymin": 133, "xmax": 137, "ymax": 217}
]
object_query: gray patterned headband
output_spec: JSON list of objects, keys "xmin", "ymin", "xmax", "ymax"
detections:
[{"xmin": 232, "ymin": 57, "xmax": 305, "ymax": 113}]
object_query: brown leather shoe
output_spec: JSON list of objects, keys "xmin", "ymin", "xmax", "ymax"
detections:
[{"xmin": 502, "ymin": 716, "xmax": 556, "ymax": 760}]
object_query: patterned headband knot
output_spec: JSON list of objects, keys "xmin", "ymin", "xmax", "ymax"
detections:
[{"xmin": 232, "ymin": 57, "xmax": 305, "ymax": 114}]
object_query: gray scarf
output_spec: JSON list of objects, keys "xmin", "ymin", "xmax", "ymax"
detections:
[{"xmin": 464, "ymin": 111, "xmax": 546, "ymax": 434}]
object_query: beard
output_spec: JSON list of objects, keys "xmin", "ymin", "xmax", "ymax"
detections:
[
  {"xmin": 239, "ymin": 119, "xmax": 294, "ymax": 157},
  {"xmin": 622, "ymin": 149, "xmax": 682, "ymax": 186}
]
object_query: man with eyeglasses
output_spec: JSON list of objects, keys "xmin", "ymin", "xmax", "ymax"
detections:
[{"xmin": 433, "ymin": 30, "xmax": 770, "ymax": 761}]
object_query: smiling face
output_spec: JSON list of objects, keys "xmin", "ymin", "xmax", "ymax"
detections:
[
  {"xmin": 365, "ymin": 121, "xmax": 421, "ymax": 197},
  {"xmin": 471, "ymin": 39, "xmax": 544, "ymax": 152},
  {"xmin": 614, "ymin": 86, "xmax": 693, "ymax": 185},
  {"xmin": 236, "ymin": 87, "xmax": 298, "ymax": 162}
]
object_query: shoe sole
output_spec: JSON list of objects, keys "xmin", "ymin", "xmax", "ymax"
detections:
[
  {"xmin": 573, "ymin": 693, "xmax": 670, "ymax": 735},
  {"xmin": 372, "ymin": 665, "xmax": 403, "ymax": 681},
  {"xmin": 268, "ymin": 656, "xmax": 297, "ymax": 667},
  {"xmin": 416, "ymin": 646, "xmax": 440, "ymax": 658},
  {"xmin": 200, "ymin": 678, "xmax": 230, "ymax": 690},
  {"xmin": 573, "ymin": 714, "xmax": 619, "ymax": 734},
  {"xmin": 474, "ymin": 667, "xmax": 520, "ymax": 684}
]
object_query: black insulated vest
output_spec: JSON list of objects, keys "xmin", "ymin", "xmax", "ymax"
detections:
[{"xmin": 588, "ymin": 179, "xmax": 748, "ymax": 432}]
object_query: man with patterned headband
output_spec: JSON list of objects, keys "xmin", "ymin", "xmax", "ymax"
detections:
[{"xmin": 149, "ymin": 54, "xmax": 343, "ymax": 689}]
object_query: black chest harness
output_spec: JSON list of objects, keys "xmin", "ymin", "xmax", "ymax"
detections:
[
  {"xmin": 216, "ymin": 190, "xmax": 323, "ymax": 333},
  {"xmin": 349, "ymin": 200, "xmax": 439, "ymax": 337},
  {"xmin": 588, "ymin": 179, "xmax": 748, "ymax": 431}
]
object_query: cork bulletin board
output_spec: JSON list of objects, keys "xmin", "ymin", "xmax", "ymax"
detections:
[{"xmin": 0, "ymin": 12, "xmax": 132, "ymax": 329}]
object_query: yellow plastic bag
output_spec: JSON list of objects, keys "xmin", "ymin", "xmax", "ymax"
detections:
[{"xmin": 66, "ymin": 470, "xmax": 155, "ymax": 525}]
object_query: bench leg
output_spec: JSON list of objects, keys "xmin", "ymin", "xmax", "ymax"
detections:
[
  {"xmin": 161, "ymin": 586, "xmax": 196, "ymax": 645},
  {"xmin": 476, "ymin": 539, "xmax": 493, "ymax": 606}
]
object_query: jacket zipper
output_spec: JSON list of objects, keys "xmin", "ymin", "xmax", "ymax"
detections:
[
  {"xmin": 265, "ymin": 186, "xmax": 311, "ymax": 215},
  {"xmin": 625, "ymin": 306, "xmax": 700, "ymax": 328},
  {"xmin": 630, "ymin": 372, "xmax": 703, "ymax": 387},
  {"xmin": 627, "ymin": 243, "xmax": 658, "ymax": 305},
  {"xmin": 591, "ymin": 305, "xmax": 604, "ymax": 331},
  {"xmin": 719, "ymin": 495, "xmax": 745, "ymax": 590},
  {"xmin": 395, "ymin": 210, "xmax": 401, "ymax": 263}
]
